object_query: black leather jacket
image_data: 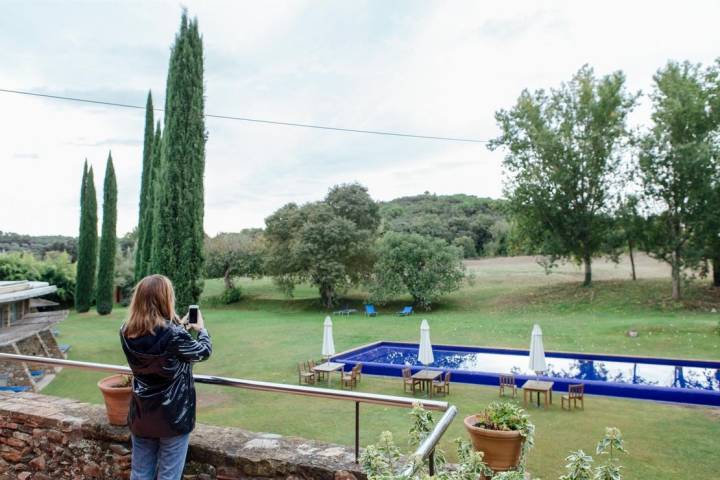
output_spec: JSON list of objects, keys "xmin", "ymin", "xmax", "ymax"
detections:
[{"xmin": 120, "ymin": 321, "xmax": 212, "ymax": 437}]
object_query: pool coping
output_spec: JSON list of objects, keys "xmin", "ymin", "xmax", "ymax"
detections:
[
  {"xmin": 334, "ymin": 340, "xmax": 720, "ymax": 367},
  {"xmin": 332, "ymin": 341, "xmax": 720, "ymax": 407}
]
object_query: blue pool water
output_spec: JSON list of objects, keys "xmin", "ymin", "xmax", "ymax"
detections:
[{"xmin": 333, "ymin": 342, "xmax": 720, "ymax": 406}]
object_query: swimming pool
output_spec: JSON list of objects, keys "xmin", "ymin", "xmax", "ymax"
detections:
[{"xmin": 332, "ymin": 341, "xmax": 720, "ymax": 406}]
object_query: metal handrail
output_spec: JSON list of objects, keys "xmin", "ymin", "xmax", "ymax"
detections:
[
  {"xmin": 0, "ymin": 353, "xmax": 456, "ymax": 476},
  {"xmin": 401, "ymin": 405, "xmax": 458, "ymax": 477}
]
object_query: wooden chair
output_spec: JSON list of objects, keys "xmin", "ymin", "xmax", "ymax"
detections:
[
  {"xmin": 432, "ymin": 371, "xmax": 451, "ymax": 396},
  {"xmin": 353, "ymin": 363, "xmax": 363, "ymax": 383},
  {"xmin": 298, "ymin": 363, "xmax": 315, "ymax": 385},
  {"xmin": 499, "ymin": 374, "xmax": 517, "ymax": 397},
  {"xmin": 341, "ymin": 368, "xmax": 358, "ymax": 390},
  {"xmin": 402, "ymin": 367, "xmax": 420, "ymax": 393},
  {"xmin": 562, "ymin": 384, "xmax": 585, "ymax": 410}
]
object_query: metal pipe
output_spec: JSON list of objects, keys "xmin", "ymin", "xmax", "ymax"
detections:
[
  {"xmin": 355, "ymin": 401, "xmax": 360, "ymax": 463},
  {"xmin": 428, "ymin": 448, "xmax": 435, "ymax": 476},
  {"xmin": 0, "ymin": 353, "xmax": 449, "ymax": 410},
  {"xmin": 400, "ymin": 405, "xmax": 458, "ymax": 477}
]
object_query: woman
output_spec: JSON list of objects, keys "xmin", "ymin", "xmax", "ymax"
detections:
[{"xmin": 120, "ymin": 274, "xmax": 212, "ymax": 480}]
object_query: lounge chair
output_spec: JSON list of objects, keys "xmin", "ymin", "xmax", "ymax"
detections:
[
  {"xmin": 402, "ymin": 367, "xmax": 420, "ymax": 393},
  {"xmin": 432, "ymin": 371, "xmax": 451, "ymax": 396},
  {"xmin": 364, "ymin": 304, "xmax": 377, "ymax": 317},
  {"xmin": 397, "ymin": 306, "xmax": 413, "ymax": 316},
  {"xmin": 333, "ymin": 305, "xmax": 358, "ymax": 316},
  {"xmin": 562, "ymin": 384, "xmax": 585, "ymax": 410},
  {"xmin": 298, "ymin": 363, "xmax": 315, "ymax": 385},
  {"xmin": 341, "ymin": 367, "xmax": 358, "ymax": 390},
  {"xmin": 499, "ymin": 374, "xmax": 517, "ymax": 397}
]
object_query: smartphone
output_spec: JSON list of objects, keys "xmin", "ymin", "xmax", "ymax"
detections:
[{"xmin": 188, "ymin": 305, "xmax": 199, "ymax": 324}]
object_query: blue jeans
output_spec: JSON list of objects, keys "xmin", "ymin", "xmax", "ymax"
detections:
[{"xmin": 130, "ymin": 433, "xmax": 190, "ymax": 480}]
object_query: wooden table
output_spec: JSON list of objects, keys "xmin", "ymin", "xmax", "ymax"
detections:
[
  {"xmin": 412, "ymin": 369, "xmax": 443, "ymax": 398},
  {"xmin": 522, "ymin": 380, "xmax": 554, "ymax": 408},
  {"xmin": 312, "ymin": 362, "xmax": 345, "ymax": 386},
  {"xmin": 333, "ymin": 309, "xmax": 358, "ymax": 316}
]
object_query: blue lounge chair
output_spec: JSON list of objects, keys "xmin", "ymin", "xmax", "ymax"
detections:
[
  {"xmin": 0, "ymin": 386, "xmax": 30, "ymax": 393},
  {"xmin": 364, "ymin": 304, "xmax": 377, "ymax": 317},
  {"xmin": 398, "ymin": 306, "xmax": 413, "ymax": 316}
]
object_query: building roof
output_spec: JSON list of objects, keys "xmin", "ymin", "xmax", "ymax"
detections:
[{"xmin": 0, "ymin": 281, "xmax": 57, "ymax": 304}]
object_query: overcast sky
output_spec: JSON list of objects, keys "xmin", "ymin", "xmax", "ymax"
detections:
[{"xmin": 2, "ymin": 0, "xmax": 720, "ymax": 236}]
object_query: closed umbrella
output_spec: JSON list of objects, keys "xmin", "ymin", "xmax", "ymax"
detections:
[
  {"xmin": 418, "ymin": 319, "xmax": 434, "ymax": 365},
  {"xmin": 322, "ymin": 316, "xmax": 335, "ymax": 358},
  {"xmin": 528, "ymin": 324, "xmax": 547, "ymax": 376}
]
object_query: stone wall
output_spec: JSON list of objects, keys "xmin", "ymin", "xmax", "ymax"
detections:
[
  {"xmin": 36, "ymin": 331, "xmax": 63, "ymax": 359},
  {"xmin": 0, "ymin": 392, "xmax": 365, "ymax": 480},
  {"xmin": 14, "ymin": 336, "xmax": 54, "ymax": 377}
]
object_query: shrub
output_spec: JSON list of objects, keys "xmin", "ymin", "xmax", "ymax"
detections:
[
  {"xmin": 220, "ymin": 286, "xmax": 242, "ymax": 304},
  {"xmin": 0, "ymin": 251, "xmax": 76, "ymax": 305},
  {"xmin": 115, "ymin": 245, "xmax": 136, "ymax": 306},
  {"xmin": 361, "ymin": 403, "xmax": 490, "ymax": 480},
  {"xmin": 453, "ymin": 236, "xmax": 478, "ymax": 258},
  {"xmin": 361, "ymin": 403, "xmax": 627, "ymax": 480},
  {"xmin": 370, "ymin": 232, "xmax": 465, "ymax": 310}
]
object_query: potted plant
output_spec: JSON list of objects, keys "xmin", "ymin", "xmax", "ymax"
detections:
[
  {"xmin": 463, "ymin": 401, "xmax": 534, "ymax": 473},
  {"xmin": 98, "ymin": 374, "xmax": 132, "ymax": 426}
]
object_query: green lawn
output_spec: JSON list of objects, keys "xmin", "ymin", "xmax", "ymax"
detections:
[{"xmin": 43, "ymin": 256, "xmax": 720, "ymax": 479}]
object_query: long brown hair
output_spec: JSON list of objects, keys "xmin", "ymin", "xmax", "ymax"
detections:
[{"xmin": 124, "ymin": 274, "xmax": 177, "ymax": 338}]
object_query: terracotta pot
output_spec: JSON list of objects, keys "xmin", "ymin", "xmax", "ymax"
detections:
[
  {"xmin": 97, "ymin": 375, "xmax": 132, "ymax": 426},
  {"xmin": 463, "ymin": 414, "xmax": 524, "ymax": 472}
]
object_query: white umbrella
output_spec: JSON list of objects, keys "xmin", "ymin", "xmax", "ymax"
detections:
[
  {"xmin": 322, "ymin": 316, "xmax": 335, "ymax": 358},
  {"xmin": 418, "ymin": 319, "xmax": 434, "ymax": 365},
  {"xmin": 528, "ymin": 324, "xmax": 547, "ymax": 376}
]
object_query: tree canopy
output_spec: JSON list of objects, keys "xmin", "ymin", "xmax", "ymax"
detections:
[
  {"xmin": 638, "ymin": 61, "xmax": 720, "ymax": 299},
  {"xmin": 379, "ymin": 194, "xmax": 508, "ymax": 257},
  {"xmin": 370, "ymin": 232, "xmax": 465, "ymax": 310},
  {"xmin": 150, "ymin": 12, "xmax": 206, "ymax": 314},
  {"xmin": 490, "ymin": 65, "xmax": 638, "ymax": 286},
  {"xmin": 75, "ymin": 162, "xmax": 97, "ymax": 313},
  {"xmin": 264, "ymin": 183, "xmax": 379, "ymax": 308},
  {"xmin": 96, "ymin": 153, "xmax": 117, "ymax": 315},
  {"xmin": 134, "ymin": 91, "xmax": 154, "ymax": 282},
  {"xmin": 204, "ymin": 229, "xmax": 265, "ymax": 290}
]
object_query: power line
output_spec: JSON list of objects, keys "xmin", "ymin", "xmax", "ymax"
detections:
[{"xmin": 0, "ymin": 88, "xmax": 490, "ymax": 144}]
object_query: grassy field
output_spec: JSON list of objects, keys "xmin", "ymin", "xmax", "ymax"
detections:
[{"xmin": 43, "ymin": 255, "xmax": 720, "ymax": 479}]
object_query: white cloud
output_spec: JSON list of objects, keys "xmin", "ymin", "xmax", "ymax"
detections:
[{"xmin": 2, "ymin": 0, "xmax": 720, "ymax": 235}]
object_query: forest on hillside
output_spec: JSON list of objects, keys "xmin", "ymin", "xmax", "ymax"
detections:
[
  {"xmin": 0, "ymin": 231, "xmax": 78, "ymax": 261},
  {"xmin": 379, "ymin": 194, "xmax": 509, "ymax": 257}
]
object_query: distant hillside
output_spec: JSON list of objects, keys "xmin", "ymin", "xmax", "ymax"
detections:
[
  {"xmin": 0, "ymin": 231, "xmax": 78, "ymax": 261},
  {"xmin": 379, "ymin": 194, "xmax": 510, "ymax": 257}
]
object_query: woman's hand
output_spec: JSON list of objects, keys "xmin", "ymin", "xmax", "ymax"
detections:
[{"xmin": 181, "ymin": 309, "xmax": 205, "ymax": 332}]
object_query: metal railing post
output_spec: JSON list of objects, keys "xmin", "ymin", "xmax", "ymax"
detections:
[
  {"xmin": 428, "ymin": 448, "xmax": 435, "ymax": 476},
  {"xmin": 400, "ymin": 405, "xmax": 457, "ymax": 478},
  {"xmin": 355, "ymin": 401, "xmax": 360, "ymax": 463}
]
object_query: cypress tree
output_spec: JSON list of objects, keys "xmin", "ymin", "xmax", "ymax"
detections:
[
  {"xmin": 138, "ymin": 122, "xmax": 162, "ymax": 279},
  {"xmin": 151, "ymin": 11, "xmax": 206, "ymax": 313},
  {"xmin": 96, "ymin": 153, "xmax": 117, "ymax": 315},
  {"xmin": 75, "ymin": 163, "xmax": 98, "ymax": 312},
  {"xmin": 135, "ymin": 92, "xmax": 154, "ymax": 281}
]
